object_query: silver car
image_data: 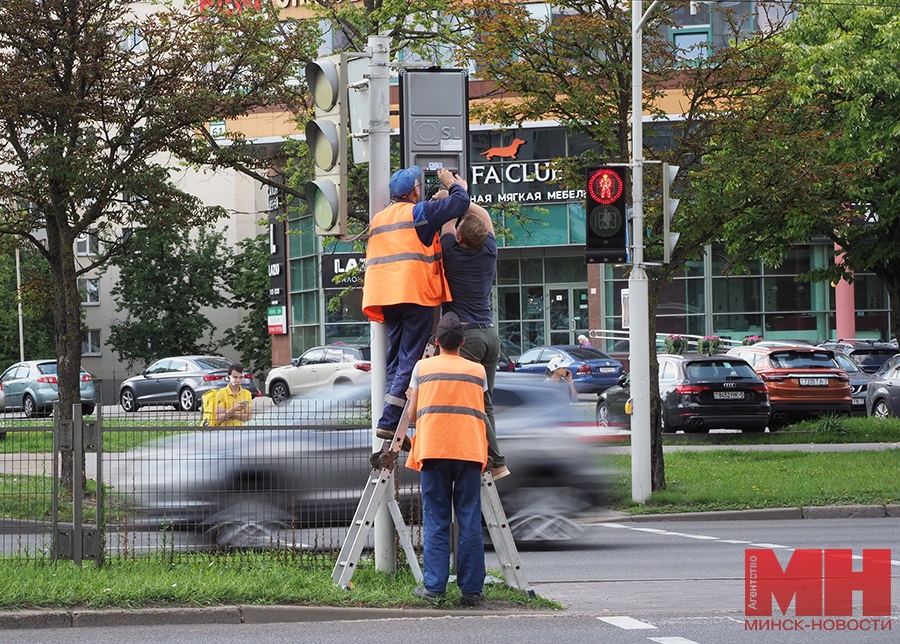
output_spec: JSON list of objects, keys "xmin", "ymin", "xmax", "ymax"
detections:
[
  {"xmin": 0, "ymin": 360, "xmax": 96, "ymax": 417},
  {"xmin": 119, "ymin": 355, "xmax": 260, "ymax": 412},
  {"xmin": 110, "ymin": 374, "xmax": 613, "ymax": 547}
]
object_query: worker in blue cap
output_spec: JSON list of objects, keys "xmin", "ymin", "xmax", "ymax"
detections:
[{"xmin": 362, "ymin": 166, "xmax": 470, "ymax": 441}]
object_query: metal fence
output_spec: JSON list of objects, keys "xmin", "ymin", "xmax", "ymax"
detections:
[{"xmin": 0, "ymin": 396, "xmax": 423, "ymax": 568}]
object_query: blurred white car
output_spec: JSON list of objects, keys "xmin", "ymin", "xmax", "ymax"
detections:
[{"xmin": 265, "ymin": 344, "xmax": 371, "ymax": 404}]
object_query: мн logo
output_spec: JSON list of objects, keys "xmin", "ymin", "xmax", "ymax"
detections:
[{"xmin": 744, "ymin": 549, "xmax": 893, "ymax": 632}]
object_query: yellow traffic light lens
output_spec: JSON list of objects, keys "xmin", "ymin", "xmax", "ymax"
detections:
[{"xmin": 305, "ymin": 60, "xmax": 339, "ymax": 110}]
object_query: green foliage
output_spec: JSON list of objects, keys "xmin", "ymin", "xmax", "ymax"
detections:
[
  {"xmin": 0, "ymin": 0, "xmax": 320, "ymax": 422},
  {"xmin": 106, "ymin": 226, "xmax": 230, "ymax": 370},
  {"xmin": 221, "ymin": 232, "xmax": 272, "ymax": 376},
  {"xmin": 0, "ymin": 243, "xmax": 56, "ymax": 365},
  {"xmin": 697, "ymin": 3, "xmax": 900, "ymax": 340}
]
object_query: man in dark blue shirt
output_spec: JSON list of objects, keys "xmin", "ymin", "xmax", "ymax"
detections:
[{"xmin": 440, "ymin": 202, "xmax": 508, "ymax": 479}]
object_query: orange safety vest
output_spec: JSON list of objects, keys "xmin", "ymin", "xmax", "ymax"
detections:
[
  {"xmin": 361, "ymin": 201, "xmax": 451, "ymax": 323},
  {"xmin": 406, "ymin": 353, "xmax": 488, "ymax": 471}
]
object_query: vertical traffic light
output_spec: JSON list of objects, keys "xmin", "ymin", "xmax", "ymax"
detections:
[
  {"xmin": 585, "ymin": 166, "xmax": 629, "ymax": 263},
  {"xmin": 305, "ymin": 55, "xmax": 348, "ymax": 236},
  {"xmin": 662, "ymin": 162, "xmax": 680, "ymax": 263}
]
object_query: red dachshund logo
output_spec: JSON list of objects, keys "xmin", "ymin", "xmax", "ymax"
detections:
[{"xmin": 480, "ymin": 138, "xmax": 526, "ymax": 160}]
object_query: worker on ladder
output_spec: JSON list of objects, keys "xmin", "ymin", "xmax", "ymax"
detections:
[
  {"xmin": 362, "ymin": 165, "xmax": 470, "ymax": 443},
  {"xmin": 405, "ymin": 312, "xmax": 488, "ymax": 606}
]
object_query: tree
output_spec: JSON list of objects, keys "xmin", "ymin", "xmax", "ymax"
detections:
[
  {"xmin": 0, "ymin": 0, "xmax": 319, "ymax": 484},
  {"xmin": 106, "ymin": 226, "xmax": 230, "ymax": 371},
  {"xmin": 222, "ymin": 230, "xmax": 272, "ymax": 377},
  {"xmin": 0, "ymin": 242, "xmax": 56, "ymax": 366},
  {"xmin": 696, "ymin": 3, "xmax": 900, "ymax": 342},
  {"xmin": 453, "ymin": 0, "xmax": 798, "ymax": 490}
]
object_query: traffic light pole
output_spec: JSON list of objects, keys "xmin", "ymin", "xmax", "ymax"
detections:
[
  {"xmin": 629, "ymin": 0, "xmax": 659, "ymax": 502},
  {"xmin": 364, "ymin": 35, "xmax": 397, "ymax": 572}
]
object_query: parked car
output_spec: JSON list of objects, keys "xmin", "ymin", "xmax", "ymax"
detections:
[
  {"xmin": 596, "ymin": 354, "xmax": 769, "ymax": 433},
  {"xmin": 0, "ymin": 360, "xmax": 96, "ymax": 417},
  {"xmin": 830, "ymin": 352, "xmax": 874, "ymax": 415},
  {"xmin": 726, "ymin": 345, "xmax": 851, "ymax": 429},
  {"xmin": 512, "ymin": 345, "xmax": 624, "ymax": 394},
  {"xmin": 110, "ymin": 374, "xmax": 613, "ymax": 547},
  {"xmin": 119, "ymin": 356, "xmax": 259, "ymax": 412},
  {"xmin": 865, "ymin": 356, "xmax": 900, "ymax": 418},
  {"xmin": 265, "ymin": 344, "xmax": 371, "ymax": 404},
  {"xmin": 817, "ymin": 339, "xmax": 899, "ymax": 374},
  {"xmin": 496, "ymin": 349, "xmax": 515, "ymax": 372}
]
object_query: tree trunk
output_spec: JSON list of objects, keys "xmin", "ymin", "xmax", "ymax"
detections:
[{"xmin": 46, "ymin": 221, "xmax": 84, "ymax": 489}]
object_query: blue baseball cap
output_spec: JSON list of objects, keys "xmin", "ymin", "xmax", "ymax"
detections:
[{"xmin": 389, "ymin": 165, "xmax": 423, "ymax": 198}]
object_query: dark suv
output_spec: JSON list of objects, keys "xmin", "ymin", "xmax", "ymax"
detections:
[
  {"xmin": 596, "ymin": 353, "xmax": 770, "ymax": 433},
  {"xmin": 817, "ymin": 340, "xmax": 899, "ymax": 374}
]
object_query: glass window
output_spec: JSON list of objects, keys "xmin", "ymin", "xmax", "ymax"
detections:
[
  {"xmin": 76, "ymin": 232, "xmax": 99, "ymax": 256},
  {"xmin": 82, "ymin": 329, "xmax": 101, "ymax": 356},
  {"xmin": 497, "ymin": 287, "xmax": 521, "ymax": 320},
  {"xmin": 145, "ymin": 359, "xmax": 171, "ymax": 375},
  {"xmin": 506, "ymin": 205, "xmax": 569, "ymax": 246},
  {"xmin": 300, "ymin": 348, "xmax": 326, "ymax": 365},
  {"xmin": 672, "ymin": 29, "xmax": 710, "ymax": 60},
  {"xmin": 516, "ymin": 348, "xmax": 542, "ymax": 366},
  {"xmin": 78, "ymin": 278, "xmax": 100, "ymax": 305},
  {"xmin": 497, "ymin": 258, "xmax": 520, "ymax": 285},
  {"xmin": 545, "ymin": 256, "xmax": 587, "ymax": 283}
]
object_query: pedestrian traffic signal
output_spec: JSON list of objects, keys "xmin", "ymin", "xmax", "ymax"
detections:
[
  {"xmin": 305, "ymin": 55, "xmax": 348, "ymax": 236},
  {"xmin": 585, "ymin": 166, "xmax": 629, "ymax": 263}
]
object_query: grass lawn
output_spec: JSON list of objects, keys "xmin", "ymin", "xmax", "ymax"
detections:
[{"xmin": 608, "ymin": 448, "xmax": 899, "ymax": 514}]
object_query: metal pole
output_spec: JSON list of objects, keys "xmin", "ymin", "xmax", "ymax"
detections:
[
  {"xmin": 366, "ymin": 35, "xmax": 396, "ymax": 572},
  {"xmin": 630, "ymin": 1, "xmax": 652, "ymax": 502},
  {"xmin": 15, "ymin": 245, "xmax": 24, "ymax": 361}
]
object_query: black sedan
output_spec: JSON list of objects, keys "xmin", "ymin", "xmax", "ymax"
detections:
[
  {"xmin": 118, "ymin": 355, "xmax": 259, "ymax": 412},
  {"xmin": 596, "ymin": 353, "xmax": 770, "ymax": 433}
]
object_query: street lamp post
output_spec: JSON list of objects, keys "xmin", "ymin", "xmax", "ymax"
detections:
[
  {"xmin": 15, "ymin": 245, "xmax": 24, "ymax": 362},
  {"xmin": 629, "ymin": 1, "xmax": 661, "ymax": 502}
]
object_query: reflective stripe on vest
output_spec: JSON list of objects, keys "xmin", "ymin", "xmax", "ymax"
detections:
[
  {"xmin": 361, "ymin": 201, "xmax": 451, "ymax": 323},
  {"xmin": 406, "ymin": 354, "xmax": 488, "ymax": 471}
]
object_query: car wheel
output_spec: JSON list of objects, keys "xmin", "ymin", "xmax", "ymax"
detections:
[
  {"xmin": 270, "ymin": 381, "xmax": 290, "ymax": 405},
  {"xmin": 120, "ymin": 388, "xmax": 138, "ymax": 413},
  {"xmin": 872, "ymin": 399, "xmax": 891, "ymax": 419},
  {"xmin": 81, "ymin": 404, "xmax": 95, "ymax": 416},
  {"xmin": 595, "ymin": 401, "xmax": 610, "ymax": 427},
  {"xmin": 22, "ymin": 394, "xmax": 37, "ymax": 419},
  {"xmin": 179, "ymin": 388, "xmax": 198, "ymax": 412}
]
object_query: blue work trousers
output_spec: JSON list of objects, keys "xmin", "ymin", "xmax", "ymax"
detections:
[
  {"xmin": 377, "ymin": 303, "xmax": 434, "ymax": 431},
  {"xmin": 420, "ymin": 458, "xmax": 485, "ymax": 595}
]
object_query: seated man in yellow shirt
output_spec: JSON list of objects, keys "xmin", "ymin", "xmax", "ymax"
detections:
[{"xmin": 215, "ymin": 363, "xmax": 253, "ymax": 426}]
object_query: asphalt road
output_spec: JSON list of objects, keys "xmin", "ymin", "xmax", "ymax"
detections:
[{"xmin": 5, "ymin": 517, "xmax": 898, "ymax": 643}]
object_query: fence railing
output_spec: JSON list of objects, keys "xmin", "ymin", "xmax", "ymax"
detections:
[{"xmin": 0, "ymin": 397, "xmax": 423, "ymax": 567}]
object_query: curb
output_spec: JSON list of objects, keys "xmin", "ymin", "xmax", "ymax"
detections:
[
  {"xmin": 0, "ymin": 604, "xmax": 516, "ymax": 630},
  {"xmin": 583, "ymin": 504, "xmax": 900, "ymax": 523}
]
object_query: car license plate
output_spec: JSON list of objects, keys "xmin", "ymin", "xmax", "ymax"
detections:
[
  {"xmin": 597, "ymin": 367, "xmax": 617, "ymax": 373},
  {"xmin": 852, "ymin": 398, "xmax": 865, "ymax": 405},
  {"xmin": 713, "ymin": 391, "xmax": 745, "ymax": 400},
  {"xmin": 799, "ymin": 378, "xmax": 828, "ymax": 386}
]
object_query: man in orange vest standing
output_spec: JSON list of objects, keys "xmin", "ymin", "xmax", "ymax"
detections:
[
  {"xmin": 406, "ymin": 312, "xmax": 488, "ymax": 605},
  {"xmin": 363, "ymin": 165, "xmax": 470, "ymax": 440}
]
